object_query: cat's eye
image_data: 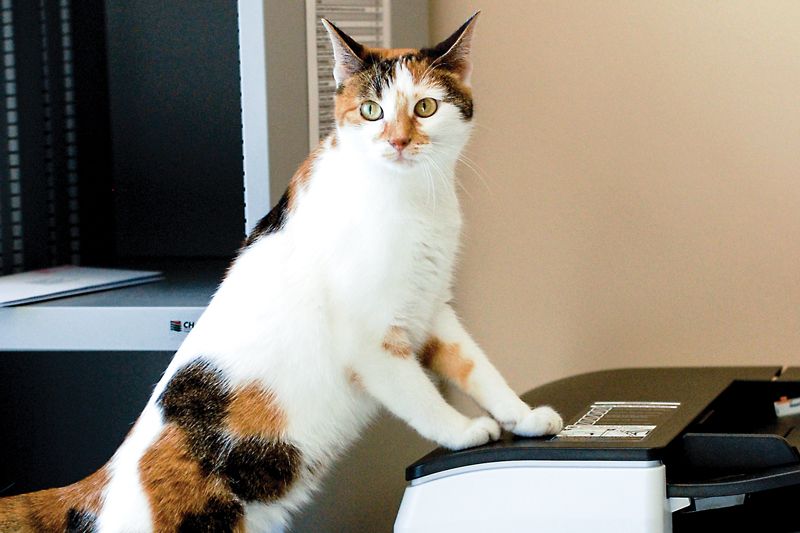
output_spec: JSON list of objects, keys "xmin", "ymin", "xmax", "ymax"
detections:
[
  {"xmin": 414, "ymin": 98, "xmax": 438, "ymax": 118},
  {"xmin": 360, "ymin": 100, "xmax": 383, "ymax": 121}
]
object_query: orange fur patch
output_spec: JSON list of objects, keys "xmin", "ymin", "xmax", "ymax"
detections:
[
  {"xmin": 406, "ymin": 57, "xmax": 434, "ymax": 84},
  {"xmin": 139, "ymin": 425, "xmax": 240, "ymax": 532},
  {"xmin": 381, "ymin": 94, "xmax": 412, "ymax": 138},
  {"xmin": 0, "ymin": 495, "xmax": 33, "ymax": 532},
  {"xmin": 287, "ymin": 144, "xmax": 323, "ymax": 212},
  {"xmin": 226, "ymin": 383, "xmax": 287, "ymax": 440},
  {"xmin": 334, "ymin": 81, "xmax": 364, "ymax": 127},
  {"xmin": 419, "ymin": 338, "xmax": 475, "ymax": 388},
  {"xmin": 346, "ymin": 367, "xmax": 365, "ymax": 390},
  {"xmin": 0, "ymin": 465, "xmax": 109, "ymax": 531},
  {"xmin": 383, "ymin": 326, "xmax": 413, "ymax": 358},
  {"xmin": 364, "ymin": 46, "xmax": 417, "ymax": 60},
  {"xmin": 379, "ymin": 105, "xmax": 430, "ymax": 154}
]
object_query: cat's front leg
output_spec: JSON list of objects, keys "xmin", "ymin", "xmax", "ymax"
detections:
[
  {"xmin": 353, "ymin": 326, "xmax": 501, "ymax": 450},
  {"xmin": 423, "ymin": 304, "xmax": 564, "ymax": 437}
]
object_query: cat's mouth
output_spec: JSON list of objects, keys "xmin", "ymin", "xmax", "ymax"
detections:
[{"xmin": 385, "ymin": 150, "xmax": 417, "ymax": 167}]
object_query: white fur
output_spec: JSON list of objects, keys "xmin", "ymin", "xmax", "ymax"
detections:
[
  {"xmin": 96, "ymin": 405, "xmax": 162, "ymax": 533},
  {"xmin": 91, "ymin": 61, "xmax": 562, "ymax": 532}
]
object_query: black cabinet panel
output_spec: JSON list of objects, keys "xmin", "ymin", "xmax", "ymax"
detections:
[{"xmin": 0, "ymin": 351, "xmax": 172, "ymax": 496}]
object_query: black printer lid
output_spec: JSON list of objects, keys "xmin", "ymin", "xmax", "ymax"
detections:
[{"xmin": 406, "ymin": 366, "xmax": 786, "ymax": 481}]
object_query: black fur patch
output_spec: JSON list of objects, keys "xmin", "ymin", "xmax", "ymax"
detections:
[
  {"xmin": 324, "ymin": 19, "xmax": 365, "ymax": 64},
  {"xmin": 157, "ymin": 360, "xmax": 302, "ymax": 502},
  {"xmin": 223, "ymin": 437, "xmax": 300, "ymax": 501},
  {"xmin": 66, "ymin": 508, "xmax": 97, "ymax": 533},
  {"xmin": 418, "ymin": 12, "xmax": 478, "ymax": 61},
  {"xmin": 159, "ymin": 360, "xmax": 229, "ymax": 431},
  {"xmin": 435, "ymin": 74, "xmax": 473, "ymax": 120},
  {"xmin": 364, "ymin": 59, "xmax": 397, "ymax": 99},
  {"xmin": 244, "ymin": 190, "xmax": 290, "ymax": 247},
  {"xmin": 158, "ymin": 360, "xmax": 230, "ymax": 473},
  {"xmin": 418, "ymin": 20, "xmax": 470, "ymax": 60},
  {"xmin": 177, "ymin": 498, "xmax": 244, "ymax": 533}
]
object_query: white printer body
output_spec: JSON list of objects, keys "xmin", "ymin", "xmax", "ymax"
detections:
[
  {"xmin": 397, "ymin": 460, "xmax": 673, "ymax": 532},
  {"xmin": 395, "ymin": 367, "xmax": 800, "ymax": 532}
]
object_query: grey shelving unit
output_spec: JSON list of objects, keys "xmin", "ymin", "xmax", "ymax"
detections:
[{"xmin": 0, "ymin": 260, "xmax": 227, "ymax": 351}]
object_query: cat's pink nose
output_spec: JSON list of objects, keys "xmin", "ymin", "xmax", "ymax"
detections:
[{"xmin": 389, "ymin": 137, "xmax": 411, "ymax": 152}]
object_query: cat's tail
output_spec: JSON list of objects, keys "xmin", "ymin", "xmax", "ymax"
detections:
[{"xmin": 0, "ymin": 466, "xmax": 108, "ymax": 532}]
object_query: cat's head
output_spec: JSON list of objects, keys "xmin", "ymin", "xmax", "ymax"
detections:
[{"xmin": 322, "ymin": 13, "xmax": 479, "ymax": 171}]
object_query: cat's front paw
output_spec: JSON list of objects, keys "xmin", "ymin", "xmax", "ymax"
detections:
[
  {"xmin": 441, "ymin": 416, "xmax": 501, "ymax": 450},
  {"xmin": 511, "ymin": 406, "xmax": 563, "ymax": 437}
]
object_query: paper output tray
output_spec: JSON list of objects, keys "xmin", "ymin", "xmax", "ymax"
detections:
[{"xmin": 667, "ymin": 432, "xmax": 800, "ymax": 498}]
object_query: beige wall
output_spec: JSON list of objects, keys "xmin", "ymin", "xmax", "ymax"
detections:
[{"xmin": 431, "ymin": 1, "xmax": 800, "ymax": 394}]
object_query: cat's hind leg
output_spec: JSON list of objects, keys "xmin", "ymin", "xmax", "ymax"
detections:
[
  {"xmin": 352, "ymin": 326, "xmax": 501, "ymax": 450},
  {"xmin": 422, "ymin": 304, "xmax": 563, "ymax": 437}
]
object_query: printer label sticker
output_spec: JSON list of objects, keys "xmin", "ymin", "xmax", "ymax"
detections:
[{"xmin": 555, "ymin": 401, "xmax": 680, "ymax": 440}]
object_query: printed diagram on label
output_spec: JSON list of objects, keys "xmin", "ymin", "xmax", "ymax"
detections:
[{"xmin": 556, "ymin": 401, "xmax": 680, "ymax": 440}]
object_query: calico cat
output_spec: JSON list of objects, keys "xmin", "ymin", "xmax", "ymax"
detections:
[{"xmin": 0, "ymin": 12, "xmax": 562, "ymax": 533}]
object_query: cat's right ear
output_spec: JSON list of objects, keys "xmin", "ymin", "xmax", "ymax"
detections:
[{"xmin": 321, "ymin": 19, "xmax": 365, "ymax": 87}]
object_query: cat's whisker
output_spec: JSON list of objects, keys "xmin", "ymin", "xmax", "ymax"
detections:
[
  {"xmin": 456, "ymin": 155, "xmax": 492, "ymax": 195},
  {"xmin": 425, "ymin": 166, "xmax": 432, "ymax": 207},
  {"xmin": 469, "ymin": 120, "xmax": 495, "ymax": 135},
  {"xmin": 453, "ymin": 173, "xmax": 474, "ymax": 200},
  {"xmin": 429, "ymin": 166, "xmax": 439, "ymax": 212},
  {"xmin": 419, "ymin": 154, "xmax": 439, "ymax": 211},
  {"xmin": 427, "ymin": 141, "xmax": 491, "ymax": 196},
  {"xmin": 423, "ymin": 162, "xmax": 435, "ymax": 208},
  {"xmin": 426, "ymin": 155, "xmax": 457, "ymax": 204},
  {"xmin": 418, "ymin": 59, "xmax": 445, "ymax": 85}
]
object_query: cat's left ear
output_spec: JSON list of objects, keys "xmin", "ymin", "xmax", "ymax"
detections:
[
  {"xmin": 428, "ymin": 11, "xmax": 480, "ymax": 86},
  {"xmin": 321, "ymin": 18, "xmax": 365, "ymax": 87}
]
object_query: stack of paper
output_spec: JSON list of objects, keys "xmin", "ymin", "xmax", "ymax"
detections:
[{"xmin": 0, "ymin": 266, "xmax": 163, "ymax": 307}]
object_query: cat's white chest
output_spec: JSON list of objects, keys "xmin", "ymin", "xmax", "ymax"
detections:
[{"xmin": 299, "ymin": 154, "xmax": 461, "ymax": 336}]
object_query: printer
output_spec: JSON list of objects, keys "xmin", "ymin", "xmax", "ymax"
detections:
[{"xmin": 395, "ymin": 367, "xmax": 800, "ymax": 532}]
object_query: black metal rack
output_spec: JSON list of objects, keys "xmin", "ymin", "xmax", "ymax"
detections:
[{"xmin": 1, "ymin": 0, "xmax": 245, "ymax": 275}]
